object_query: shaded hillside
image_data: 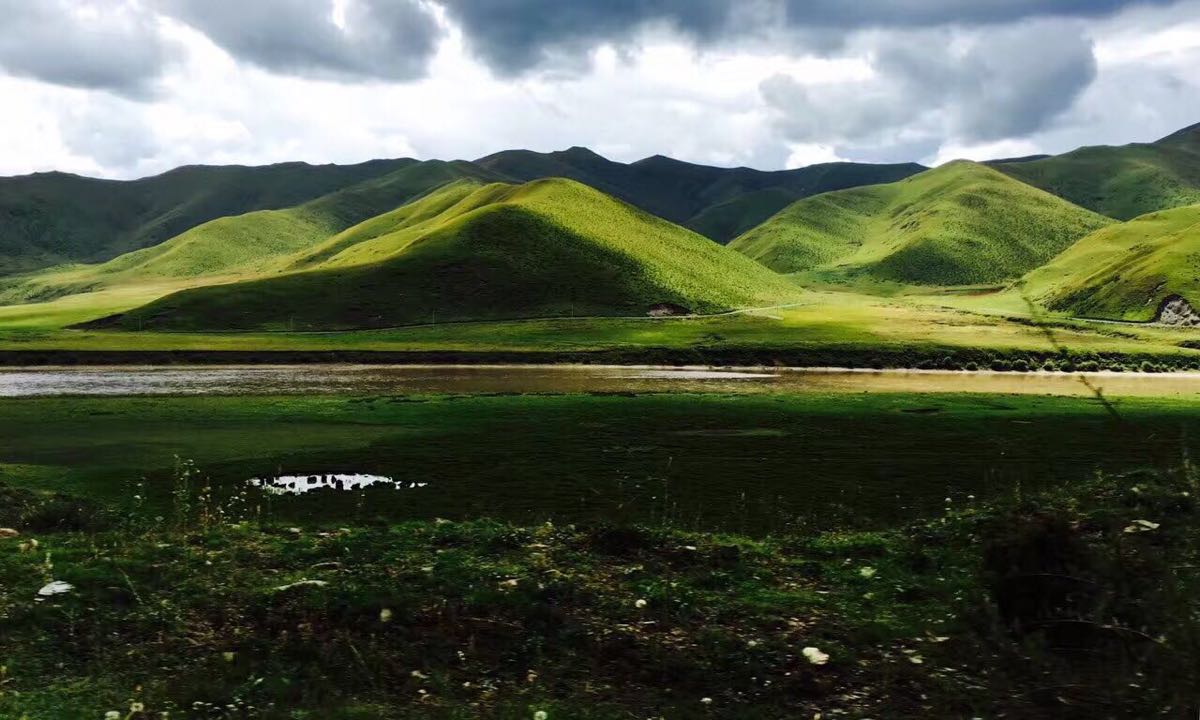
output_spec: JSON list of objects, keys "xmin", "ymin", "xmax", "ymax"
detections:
[
  {"xmin": 0, "ymin": 159, "xmax": 413, "ymax": 275},
  {"xmin": 95, "ymin": 179, "xmax": 802, "ymax": 331},
  {"xmin": 730, "ymin": 162, "xmax": 1114, "ymax": 286},
  {"xmin": 476, "ymin": 147, "xmax": 924, "ymax": 242},
  {"xmin": 993, "ymin": 124, "xmax": 1200, "ymax": 220},
  {"xmin": 1020, "ymin": 204, "xmax": 1200, "ymax": 321},
  {"xmin": 0, "ymin": 161, "xmax": 500, "ymax": 306}
]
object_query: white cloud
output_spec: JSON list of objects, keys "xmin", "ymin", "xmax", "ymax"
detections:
[
  {"xmin": 786, "ymin": 144, "xmax": 847, "ymax": 168},
  {"xmin": 0, "ymin": 0, "xmax": 1196, "ymax": 179}
]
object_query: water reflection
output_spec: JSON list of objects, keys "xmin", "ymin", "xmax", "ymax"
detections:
[
  {"xmin": 249, "ymin": 473, "xmax": 428, "ymax": 495},
  {"xmin": 5, "ymin": 364, "xmax": 1200, "ymax": 397}
]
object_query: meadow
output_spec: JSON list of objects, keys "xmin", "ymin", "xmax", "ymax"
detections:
[{"xmin": 2, "ymin": 389, "xmax": 1199, "ymax": 718}]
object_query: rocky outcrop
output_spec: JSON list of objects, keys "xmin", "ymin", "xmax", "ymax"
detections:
[{"xmin": 1156, "ymin": 295, "xmax": 1200, "ymax": 326}]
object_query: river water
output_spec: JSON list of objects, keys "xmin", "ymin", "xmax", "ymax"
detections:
[{"xmin": 4, "ymin": 364, "xmax": 1200, "ymax": 397}]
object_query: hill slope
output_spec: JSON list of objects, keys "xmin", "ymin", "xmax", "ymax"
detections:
[
  {"xmin": 0, "ymin": 159, "xmax": 413, "ymax": 276},
  {"xmin": 730, "ymin": 162, "xmax": 1114, "ymax": 286},
  {"xmin": 1019, "ymin": 204, "xmax": 1200, "ymax": 322},
  {"xmin": 0, "ymin": 161, "xmax": 500, "ymax": 306},
  {"xmin": 96, "ymin": 178, "xmax": 803, "ymax": 331},
  {"xmin": 476, "ymin": 148, "xmax": 924, "ymax": 243},
  {"xmin": 993, "ymin": 124, "xmax": 1200, "ymax": 220}
]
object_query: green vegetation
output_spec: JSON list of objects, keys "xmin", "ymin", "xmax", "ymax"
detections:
[
  {"xmin": 101, "ymin": 179, "xmax": 802, "ymax": 332},
  {"xmin": 2, "ymin": 448, "xmax": 1197, "ymax": 717},
  {"xmin": 1018, "ymin": 204, "xmax": 1200, "ymax": 321},
  {"xmin": 0, "ymin": 159, "xmax": 413, "ymax": 275},
  {"xmin": 0, "ymin": 161, "xmax": 500, "ymax": 308},
  {"xmin": 731, "ymin": 161, "xmax": 1114, "ymax": 285},
  {"xmin": 994, "ymin": 123, "xmax": 1200, "ymax": 220},
  {"xmin": 4, "ymin": 392, "xmax": 1200, "ymax": 531},
  {"xmin": 477, "ymin": 147, "xmax": 925, "ymax": 242},
  {"xmin": 5, "ymin": 127, "xmax": 1200, "ymax": 358}
]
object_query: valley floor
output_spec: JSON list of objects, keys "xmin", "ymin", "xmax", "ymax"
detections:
[{"xmin": 0, "ymin": 289, "xmax": 1197, "ymax": 369}]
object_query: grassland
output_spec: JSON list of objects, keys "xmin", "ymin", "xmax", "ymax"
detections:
[
  {"xmin": 0, "ymin": 159, "xmax": 414, "ymax": 275},
  {"xmin": 99, "ymin": 179, "xmax": 802, "ymax": 332},
  {"xmin": 1017, "ymin": 204, "xmax": 1200, "ymax": 321},
  {"xmin": 4, "ymin": 391, "xmax": 1200, "ymax": 532},
  {"xmin": 730, "ymin": 162, "xmax": 1114, "ymax": 285},
  {"xmin": 994, "ymin": 123, "xmax": 1200, "ymax": 220},
  {"xmin": 0, "ymin": 161, "xmax": 501, "ymax": 309},
  {"xmin": 1, "ymin": 288, "xmax": 1198, "ymax": 372},
  {"xmin": 1, "ymin": 412, "xmax": 1197, "ymax": 718},
  {"xmin": 476, "ymin": 147, "xmax": 925, "ymax": 243}
]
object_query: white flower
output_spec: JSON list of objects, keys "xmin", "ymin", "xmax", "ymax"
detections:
[
  {"xmin": 635, "ymin": 599, "xmax": 648, "ymax": 609},
  {"xmin": 37, "ymin": 580, "xmax": 73, "ymax": 597},
  {"xmin": 380, "ymin": 608, "xmax": 394, "ymax": 623},
  {"xmin": 700, "ymin": 697, "xmax": 713, "ymax": 705},
  {"xmin": 802, "ymin": 646, "xmax": 830, "ymax": 665},
  {"xmin": 859, "ymin": 567, "xmax": 876, "ymax": 579},
  {"xmin": 130, "ymin": 701, "xmax": 145, "ymax": 713},
  {"xmin": 1124, "ymin": 519, "xmax": 1161, "ymax": 533},
  {"xmin": 105, "ymin": 712, "xmax": 121, "ymax": 720},
  {"xmin": 534, "ymin": 712, "xmax": 549, "ymax": 720}
]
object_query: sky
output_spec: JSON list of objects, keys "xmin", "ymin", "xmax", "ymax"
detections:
[{"xmin": 1, "ymin": 0, "xmax": 1198, "ymax": 179}]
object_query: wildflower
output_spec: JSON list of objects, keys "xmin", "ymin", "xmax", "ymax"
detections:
[
  {"xmin": 859, "ymin": 567, "xmax": 876, "ymax": 579},
  {"xmin": 802, "ymin": 647, "xmax": 830, "ymax": 665},
  {"xmin": 635, "ymin": 598, "xmax": 648, "ymax": 609},
  {"xmin": 411, "ymin": 670, "xmax": 429, "ymax": 680},
  {"xmin": 1124, "ymin": 519, "xmax": 1161, "ymax": 533},
  {"xmin": 380, "ymin": 608, "xmax": 394, "ymax": 623},
  {"xmin": 534, "ymin": 711, "xmax": 549, "ymax": 720},
  {"xmin": 105, "ymin": 712, "xmax": 121, "ymax": 720},
  {"xmin": 37, "ymin": 580, "xmax": 74, "ymax": 597},
  {"xmin": 130, "ymin": 701, "xmax": 145, "ymax": 713},
  {"xmin": 700, "ymin": 697, "xmax": 713, "ymax": 705}
]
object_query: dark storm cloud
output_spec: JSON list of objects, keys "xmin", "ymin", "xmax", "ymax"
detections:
[
  {"xmin": 157, "ymin": 0, "xmax": 441, "ymax": 81},
  {"xmin": 0, "ymin": 0, "xmax": 175, "ymax": 96},
  {"xmin": 436, "ymin": 0, "xmax": 740, "ymax": 74},
  {"xmin": 438, "ymin": 0, "xmax": 1168, "ymax": 74},
  {"xmin": 760, "ymin": 20, "xmax": 1099, "ymax": 157}
]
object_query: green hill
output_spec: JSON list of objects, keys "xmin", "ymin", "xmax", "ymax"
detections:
[
  {"xmin": 92, "ymin": 178, "xmax": 802, "ymax": 332},
  {"xmin": 0, "ymin": 161, "xmax": 500, "ymax": 306},
  {"xmin": 1019, "ymin": 203, "xmax": 1200, "ymax": 322},
  {"xmin": 993, "ymin": 123, "xmax": 1200, "ymax": 220},
  {"xmin": 476, "ymin": 148, "xmax": 924, "ymax": 243},
  {"xmin": 730, "ymin": 161, "xmax": 1114, "ymax": 286},
  {"xmin": 0, "ymin": 159, "xmax": 413, "ymax": 276}
]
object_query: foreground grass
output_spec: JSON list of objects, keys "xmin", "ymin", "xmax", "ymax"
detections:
[{"xmin": 1, "ymin": 467, "xmax": 1197, "ymax": 718}]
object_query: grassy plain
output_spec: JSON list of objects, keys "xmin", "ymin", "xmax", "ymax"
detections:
[{"xmin": 3, "ymin": 391, "xmax": 1200, "ymax": 533}]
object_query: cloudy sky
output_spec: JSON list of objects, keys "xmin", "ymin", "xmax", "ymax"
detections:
[{"xmin": 2, "ymin": 0, "xmax": 1198, "ymax": 179}]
